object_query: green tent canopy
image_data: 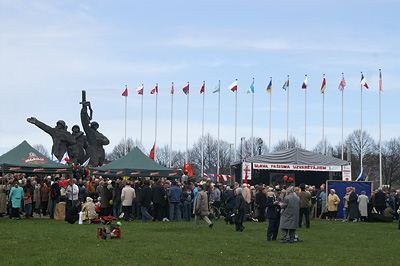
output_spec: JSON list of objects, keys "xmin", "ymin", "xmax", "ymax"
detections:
[
  {"xmin": 0, "ymin": 140, "xmax": 72, "ymax": 174},
  {"xmin": 91, "ymin": 147, "xmax": 179, "ymax": 178}
]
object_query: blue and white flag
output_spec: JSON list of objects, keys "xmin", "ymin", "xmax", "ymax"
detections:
[
  {"xmin": 82, "ymin": 157, "xmax": 90, "ymax": 167},
  {"xmin": 60, "ymin": 151, "xmax": 70, "ymax": 165},
  {"xmin": 51, "ymin": 154, "xmax": 59, "ymax": 163},
  {"xmin": 356, "ymin": 168, "xmax": 363, "ymax": 181}
]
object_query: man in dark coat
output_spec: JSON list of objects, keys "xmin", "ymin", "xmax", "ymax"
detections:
[
  {"xmin": 99, "ymin": 182, "xmax": 111, "ymax": 216},
  {"xmin": 152, "ymin": 179, "xmax": 167, "ymax": 221},
  {"xmin": 233, "ymin": 188, "xmax": 246, "ymax": 232},
  {"xmin": 224, "ymin": 186, "xmax": 236, "ymax": 224},
  {"xmin": 255, "ymin": 187, "xmax": 267, "ymax": 222},
  {"xmin": 374, "ymin": 187, "xmax": 386, "ymax": 215},
  {"xmin": 112, "ymin": 179, "xmax": 123, "ymax": 218},
  {"xmin": 266, "ymin": 189, "xmax": 281, "ymax": 241},
  {"xmin": 348, "ymin": 187, "xmax": 359, "ymax": 222},
  {"xmin": 65, "ymin": 200, "xmax": 81, "ymax": 224},
  {"xmin": 279, "ymin": 187, "xmax": 302, "ymax": 243},
  {"xmin": 138, "ymin": 180, "xmax": 154, "ymax": 223},
  {"xmin": 298, "ymin": 183, "xmax": 311, "ymax": 228}
]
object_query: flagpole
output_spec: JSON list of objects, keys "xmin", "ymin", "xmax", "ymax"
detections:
[
  {"xmin": 186, "ymin": 82, "xmax": 189, "ymax": 163},
  {"xmin": 154, "ymin": 83, "xmax": 158, "ymax": 161},
  {"xmin": 379, "ymin": 69, "xmax": 382, "ymax": 187},
  {"xmin": 202, "ymin": 81, "xmax": 205, "ymax": 178},
  {"xmin": 322, "ymin": 74, "xmax": 325, "ymax": 155},
  {"xmin": 341, "ymin": 73, "xmax": 344, "ymax": 160},
  {"xmin": 235, "ymin": 79, "xmax": 238, "ymax": 161},
  {"xmin": 286, "ymin": 75, "xmax": 289, "ymax": 149},
  {"xmin": 140, "ymin": 84, "xmax": 144, "ymax": 150},
  {"xmin": 217, "ymin": 80, "xmax": 221, "ymax": 175},
  {"xmin": 170, "ymin": 82, "xmax": 174, "ymax": 168},
  {"xmin": 360, "ymin": 72, "xmax": 363, "ymax": 171},
  {"xmin": 305, "ymin": 75, "xmax": 307, "ymax": 150},
  {"xmin": 269, "ymin": 77, "xmax": 272, "ymax": 153},
  {"xmin": 124, "ymin": 85, "xmax": 127, "ymax": 156},
  {"xmin": 251, "ymin": 78, "xmax": 254, "ymax": 157}
]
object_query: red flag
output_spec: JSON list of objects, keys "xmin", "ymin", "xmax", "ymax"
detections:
[
  {"xmin": 122, "ymin": 87, "xmax": 128, "ymax": 97},
  {"xmin": 151, "ymin": 84, "xmax": 158, "ymax": 94},
  {"xmin": 183, "ymin": 160, "xmax": 186, "ymax": 172},
  {"xmin": 171, "ymin": 82, "xmax": 174, "ymax": 94},
  {"xmin": 187, "ymin": 164, "xmax": 193, "ymax": 177},
  {"xmin": 200, "ymin": 82, "xmax": 205, "ymax": 94},
  {"xmin": 149, "ymin": 143, "xmax": 155, "ymax": 160}
]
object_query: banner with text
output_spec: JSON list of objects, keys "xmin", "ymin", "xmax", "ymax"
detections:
[{"xmin": 253, "ymin": 163, "xmax": 342, "ymax": 172}]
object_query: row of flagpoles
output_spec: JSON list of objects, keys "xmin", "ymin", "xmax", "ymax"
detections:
[{"xmin": 122, "ymin": 70, "xmax": 384, "ymax": 186}]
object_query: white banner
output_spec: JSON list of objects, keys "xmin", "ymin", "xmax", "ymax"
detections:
[
  {"xmin": 253, "ymin": 163, "xmax": 342, "ymax": 172},
  {"xmin": 242, "ymin": 162, "xmax": 252, "ymax": 180},
  {"xmin": 342, "ymin": 165, "xmax": 352, "ymax": 181}
]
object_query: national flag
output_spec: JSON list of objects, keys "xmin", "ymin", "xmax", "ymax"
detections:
[
  {"xmin": 222, "ymin": 174, "xmax": 227, "ymax": 182},
  {"xmin": 150, "ymin": 84, "xmax": 158, "ymax": 94},
  {"xmin": 356, "ymin": 168, "xmax": 363, "ymax": 181},
  {"xmin": 122, "ymin": 87, "xmax": 128, "ymax": 97},
  {"xmin": 182, "ymin": 84, "xmax": 189, "ymax": 95},
  {"xmin": 171, "ymin": 82, "xmax": 174, "ymax": 95},
  {"xmin": 361, "ymin": 74, "xmax": 369, "ymax": 89},
  {"xmin": 82, "ymin": 157, "xmax": 90, "ymax": 167},
  {"xmin": 149, "ymin": 143, "xmax": 155, "ymax": 160},
  {"xmin": 247, "ymin": 80, "xmax": 254, "ymax": 94},
  {"xmin": 60, "ymin": 151, "xmax": 70, "ymax": 165},
  {"xmin": 282, "ymin": 79, "xmax": 289, "ymax": 91},
  {"xmin": 338, "ymin": 76, "xmax": 346, "ymax": 91},
  {"xmin": 213, "ymin": 82, "xmax": 220, "ymax": 93},
  {"xmin": 187, "ymin": 164, "xmax": 193, "ymax": 177},
  {"xmin": 267, "ymin": 79, "xmax": 272, "ymax": 93},
  {"xmin": 183, "ymin": 160, "xmax": 187, "ymax": 173},
  {"xmin": 229, "ymin": 80, "xmax": 238, "ymax": 92},
  {"xmin": 200, "ymin": 82, "xmax": 205, "ymax": 94},
  {"xmin": 321, "ymin": 76, "xmax": 326, "ymax": 94},
  {"xmin": 302, "ymin": 76, "xmax": 308, "ymax": 89},
  {"xmin": 51, "ymin": 154, "xmax": 59, "ymax": 163},
  {"xmin": 135, "ymin": 85, "xmax": 143, "ymax": 95},
  {"xmin": 379, "ymin": 70, "xmax": 383, "ymax": 92}
]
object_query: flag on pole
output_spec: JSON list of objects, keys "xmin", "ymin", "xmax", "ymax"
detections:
[
  {"xmin": 267, "ymin": 79, "xmax": 272, "ymax": 93},
  {"xmin": 187, "ymin": 164, "xmax": 193, "ymax": 177},
  {"xmin": 135, "ymin": 85, "xmax": 143, "ymax": 95},
  {"xmin": 282, "ymin": 79, "xmax": 289, "ymax": 90},
  {"xmin": 302, "ymin": 76, "xmax": 308, "ymax": 89},
  {"xmin": 171, "ymin": 82, "xmax": 174, "ymax": 94},
  {"xmin": 82, "ymin": 157, "xmax": 90, "ymax": 167},
  {"xmin": 182, "ymin": 84, "xmax": 189, "ymax": 95},
  {"xmin": 338, "ymin": 76, "xmax": 346, "ymax": 91},
  {"xmin": 60, "ymin": 151, "xmax": 70, "ymax": 165},
  {"xmin": 183, "ymin": 160, "xmax": 187, "ymax": 172},
  {"xmin": 379, "ymin": 70, "xmax": 383, "ymax": 92},
  {"xmin": 213, "ymin": 82, "xmax": 220, "ymax": 93},
  {"xmin": 150, "ymin": 84, "xmax": 158, "ymax": 94},
  {"xmin": 122, "ymin": 88, "xmax": 128, "ymax": 96},
  {"xmin": 247, "ymin": 80, "xmax": 254, "ymax": 94},
  {"xmin": 356, "ymin": 168, "xmax": 364, "ymax": 181},
  {"xmin": 51, "ymin": 154, "xmax": 59, "ymax": 163},
  {"xmin": 149, "ymin": 143, "xmax": 155, "ymax": 160},
  {"xmin": 361, "ymin": 74, "xmax": 369, "ymax": 89},
  {"xmin": 321, "ymin": 76, "xmax": 326, "ymax": 94},
  {"xmin": 200, "ymin": 82, "xmax": 205, "ymax": 94},
  {"xmin": 229, "ymin": 80, "xmax": 238, "ymax": 92}
]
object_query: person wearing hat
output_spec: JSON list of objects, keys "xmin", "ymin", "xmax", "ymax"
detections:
[
  {"xmin": 266, "ymin": 189, "xmax": 281, "ymax": 241},
  {"xmin": 327, "ymin": 189, "xmax": 340, "ymax": 221}
]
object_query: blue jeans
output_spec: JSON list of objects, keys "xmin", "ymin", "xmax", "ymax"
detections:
[
  {"xmin": 141, "ymin": 206, "xmax": 153, "ymax": 222},
  {"xmin": 169, "ymin": 202, "xmax": 181, "ymax": 222},
  {"xmin": 183, "ymin": 201, "xmax": 191, "ymax": 221},
  {"xmin": 343, "ymin": 208, "xmax": 348, "ymax": 220},
  {"xmin": 113, "ymin": 201, "xmax": 121, "ymax": 218},
  {"xmin": 50, "ymin": 197, "xmax": 59, "ymax": 219},
  {"xmin": 24, "ymin": 203, "xmax": 32, "ymax": 216}
]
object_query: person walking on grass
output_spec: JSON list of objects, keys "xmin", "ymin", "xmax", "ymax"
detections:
[
  {"xmin": 279, "ymin": 187, "xmax": 302, "ymax": 243},
  {"xmin": 193, "ymin": 184, "xmax": 213, "ymax": 228},
  {"xmin": 138, "ymin": 180, "xmax": 154, "ymax": 223}
]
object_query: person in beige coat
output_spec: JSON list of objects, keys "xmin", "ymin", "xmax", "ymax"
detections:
[
  {"xmin": 121, "ymin": 181, "xmax": 136, "ymax": 221},
  {"xmin": 327, "ymin": 189, "xmax": 340, "ymax": 221},
  {"xmin": 193, "ymin": 185, "xmax": 213, "ymax": 228}
]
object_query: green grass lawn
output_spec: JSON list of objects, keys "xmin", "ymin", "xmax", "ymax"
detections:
[{"xmin": 0, "ymin": 217, "xmax": 399, "ymax": 266}]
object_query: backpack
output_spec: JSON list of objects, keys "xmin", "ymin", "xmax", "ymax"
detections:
[{"xmin": 51, "ymin": 187, "xmax": 57, "ymax": 199}]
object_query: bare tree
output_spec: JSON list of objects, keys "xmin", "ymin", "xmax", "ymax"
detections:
[
  {"xmin": 379, "ymin": 138, "xmax": 400, "ymax": 188},
  {"xmin": 312, "ymin": 138, "xmax": 331, "ymax": 155},
  {"xmin": 106, "ymin": 137, "xmax": 141, "ymax": 161},
  {"xmin": 272, "ymin": 135, "xmax": 302, "ymax": 152},
  {"xmin": 33, "ymin": 144, "xmax": 49, "ymax": 158}
]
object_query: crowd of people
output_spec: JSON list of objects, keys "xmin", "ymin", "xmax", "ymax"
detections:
[{"xmin": 1, "ymin": 168, "xmax": 400, "ymax": 238}]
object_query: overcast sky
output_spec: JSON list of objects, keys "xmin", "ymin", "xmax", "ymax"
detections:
[{"xmin": 0, "ymin": 0, "xmax": 399, "ymax": 157}]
